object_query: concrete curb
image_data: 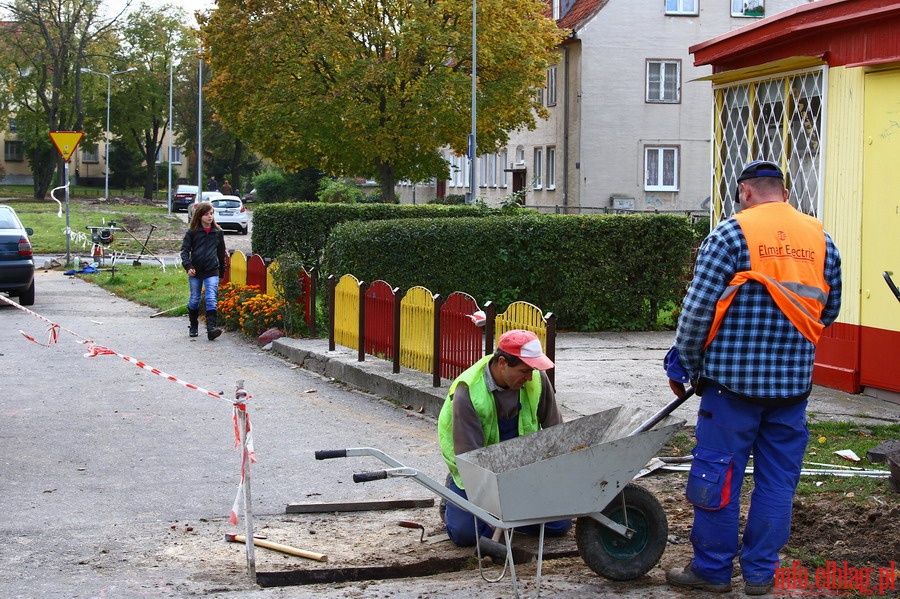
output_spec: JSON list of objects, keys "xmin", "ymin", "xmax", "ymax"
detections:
[{"xmin": 273, "ymin": 337, "xmax": 449, "ymax": 417}]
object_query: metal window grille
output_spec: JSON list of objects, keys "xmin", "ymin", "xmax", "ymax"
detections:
[{"xmin": 711, "ymin": 67, "xmax": 825, "ymax": 223}]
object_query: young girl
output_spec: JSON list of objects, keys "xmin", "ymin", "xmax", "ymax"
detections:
[{"xmin": 180, "ymin": 202, "xmax": 227, "ymax": 340}]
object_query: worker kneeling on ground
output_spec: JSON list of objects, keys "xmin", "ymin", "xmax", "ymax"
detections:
[{"xmin": 437, "ymin": 329, "xmax": 572, "ymax": 546}]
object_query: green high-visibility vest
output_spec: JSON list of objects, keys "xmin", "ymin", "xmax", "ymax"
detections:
[{"xmin": 437, "ymin": 354, "xmax": 542, "ymax": 489}]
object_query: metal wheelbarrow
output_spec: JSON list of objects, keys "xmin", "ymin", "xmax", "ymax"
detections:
[{"xmin": 316, "ymin": 397, "xmax": 690, "ymax": 596}]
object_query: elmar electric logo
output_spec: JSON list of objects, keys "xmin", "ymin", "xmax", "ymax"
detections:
[{"xmin": 775, "ymin": 560, "xmax": 896, "ymax": 596}]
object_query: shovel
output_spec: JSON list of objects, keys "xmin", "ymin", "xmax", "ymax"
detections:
[{"xmin": 133, "ymin": 224, "xmax": 157, "ymax": 266}]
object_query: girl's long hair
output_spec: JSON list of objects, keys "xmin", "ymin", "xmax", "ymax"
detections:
[{"xmin": 188, "ymin": 202, "xmax": 222, "ymax": 232}]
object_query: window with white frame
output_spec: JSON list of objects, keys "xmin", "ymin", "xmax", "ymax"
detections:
[
  {"xmin": 515, "ymin": 145, "xmax": 525, "ymax": 165},
  {"xmin": 500, "ymin": 149, "xmax": 508, "ymax": 187},
  {"xmin": 533, "ymin": 147, "xmax": 543, "ymax": 189},
  {"xmin": 547, "ymin": 66, "xmax": 557, "ymax": 107},
  {"xmin": 647, "ymin": 60, "xmax": 681, "ymax": 103},
  {"xmin": 665, "ymin": 0, "xmax": 698, "ymax": 15},
  {"xmin": 488, "ymin": 153, "xmax": 497, "ymax": 187},
  {"xmin": 644, "ymin": 146, "xmax": 679, "ymax": 191},
  {"xmin": 4, "ymin": 140, "xmax": 24, "ymax": 161},
  {"xmin": 170, "ymin": 146, "xmax": 183, "ymax": 164},
  {"xmin": 732, "ymin": 0, "xmax": 764, "ymax": 17},
  {"xmin": 546, "ymin": 147, "xmax": 556, "ymax": 190},
  {"xmin": 536, "ymin": 85, "xmax": 544, "ymax": 106},
  {"xmin": 82, "ymin": 144, "xmax": 100, "ymax": 163}
]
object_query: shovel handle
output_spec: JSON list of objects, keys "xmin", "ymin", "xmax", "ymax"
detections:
[
  {"xmin": 884, "ymin": 271, "xmax": 900, "ymax": 303},
  {"xmin": 315, "ymin": 449, "xmax": 347, "ymax": 460},
  {"xmin": 629, "ymin": 387, "xmax": 695, "ymax": 435}
]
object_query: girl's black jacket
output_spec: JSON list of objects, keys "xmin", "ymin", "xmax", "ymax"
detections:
[{"xmin": 180, "ymin": 227, "xmax": 226, "ymax": 278}]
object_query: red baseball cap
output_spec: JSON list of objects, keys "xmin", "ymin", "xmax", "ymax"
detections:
[{"xmin": 498, "ymin": 330, "xmax": 555, "ymax": 371}]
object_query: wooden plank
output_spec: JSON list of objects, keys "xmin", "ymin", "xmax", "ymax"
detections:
[{"xmin": 285, "ymin": 498, "xmax": 435, "ymax": 514}]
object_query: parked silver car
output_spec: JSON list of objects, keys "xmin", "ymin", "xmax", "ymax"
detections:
[{"xmin": 0, "ymin": 205, "xmax": 35, "ymax": 305}]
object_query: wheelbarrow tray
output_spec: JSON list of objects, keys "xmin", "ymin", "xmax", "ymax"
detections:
[{"xmin": 455, "ymin": 405, "xmax": 684, "ymax": 524}]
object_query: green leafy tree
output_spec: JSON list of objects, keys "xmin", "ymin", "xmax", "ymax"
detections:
[
  {"xmin": 199, "ymin": 0, "xmax": 565, "ymax": 203},
  {"xmin": 0, "ymin": 0, "xmax": 119, "ymax": 199},
  {"xmin": 107, "ymin": 3, "xmax": 194, "ymax": 199}
]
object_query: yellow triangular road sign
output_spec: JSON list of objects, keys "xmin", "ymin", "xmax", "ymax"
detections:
[{"xmin": 49, "ymin": 131, "xmax": 85, "ymax": 162}]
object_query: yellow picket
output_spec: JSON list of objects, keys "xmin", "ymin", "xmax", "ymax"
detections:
[
  {"xmin": 399, "ymin": 286, "xmax": 435, "ymax": 373},
  {"xmin": 495, "ymin": 301, "xmax": 548, "ymax": 348},
  {"xmin": 334, "ymin": 274, "xmax": 361, "ymax": 350},
  {"xmin": 229, "ymin": 250, "xmax": 248, "ymax": 287}
]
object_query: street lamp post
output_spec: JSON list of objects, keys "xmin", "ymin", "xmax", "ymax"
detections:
[{"xmin": 81, "ymin": 67, "xmax": 137, "ymax": 200}]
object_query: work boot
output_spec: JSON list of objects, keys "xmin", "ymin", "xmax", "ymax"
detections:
[
  {"xmin": 666, "ymin": 564, "xmax": 732, "ymax": 593},
  {"xmin": 188, "ymin": 308, "xmax": 199, "ymax": 338},
  {"xmin": 206, "ymin": 309, "xmax": 223, "ymax": 341},
  {"xmin": 745, "ymin": 580, "xmax": 774, "ymax": 596}
]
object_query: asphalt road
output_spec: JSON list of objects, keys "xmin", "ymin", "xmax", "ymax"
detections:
[{"xmin": 0, "ymin": 269, "xmax": 450, "ymax": 598}]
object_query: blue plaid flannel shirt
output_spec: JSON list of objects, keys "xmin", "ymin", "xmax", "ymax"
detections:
[{"xmin": 673, "ymin": 215, "xmax": 842, "ymax": 400}]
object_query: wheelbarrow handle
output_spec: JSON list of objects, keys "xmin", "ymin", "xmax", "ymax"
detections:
[
  {"xmin": 315, "ymin": 449, "xmax": 348, "ymax": 460},
  {"xmin": 353, "ymin": 470, "xmax": 388, "ymax": 483}
]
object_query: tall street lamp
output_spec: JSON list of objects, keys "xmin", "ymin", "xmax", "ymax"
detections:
[{"xmin": 81, "ymin": 67, "xmax": 137, "ymax": 200}]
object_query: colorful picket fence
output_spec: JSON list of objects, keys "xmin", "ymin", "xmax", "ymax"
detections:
[{"xmin": 326, "ymin": 274, "xmax": 556, "ymax": 387}]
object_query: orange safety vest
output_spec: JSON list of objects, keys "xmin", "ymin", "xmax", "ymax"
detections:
[{"xmin": 704, "ymin": 202, "xmax": 830, "ymax": 348}]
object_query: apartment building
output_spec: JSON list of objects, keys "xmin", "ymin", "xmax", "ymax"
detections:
[{"xmin": 396, "ymin": 0, "xmax": 813, "ymax": 212}]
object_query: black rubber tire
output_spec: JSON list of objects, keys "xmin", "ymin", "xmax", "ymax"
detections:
[
  {"xmin": 18, "ymin": 281, "xmax": 35, "ymax": 306},
  {"xmin": 575, "ymin": 483, "xmax": 668, "ymax": 581}
]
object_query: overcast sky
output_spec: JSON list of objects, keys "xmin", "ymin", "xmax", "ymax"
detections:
[{"xmin": 103, "ymin": 0, "xmax": 216, "ymax": 22}]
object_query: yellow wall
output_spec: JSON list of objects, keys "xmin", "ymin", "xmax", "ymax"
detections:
[{"xmin": 821, "ymin": 66, "xmax": 865, "ymax": 327}]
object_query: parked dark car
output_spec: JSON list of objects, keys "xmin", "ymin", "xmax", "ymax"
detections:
[
  {"xmin": 173, "ymin": 184, "xmax": 199, "ymax": 213},
  {"xmin": 0, "ymin": 205, "xmax": 35, "ymax": 306},
  {"xmin": 242, "ymin": 188, "xmax": 256, "ymax": 203}
]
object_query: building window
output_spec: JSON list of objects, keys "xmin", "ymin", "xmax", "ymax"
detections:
[
  {"xmin": 170, "ymin": 146, "xmax": 183, "ymax": 165},
  {"xmin": 515, "ymin": 145, "xmax": 525, "ymax": 165},
  {"xmin": 82, "ymin": 144, "xmax": 100, "ymax": 163},
  {"xmin": 732, "ymin": 0, "xmax": 764, "ymax": 17},
  {"xmin": 533, "ymin": 147, "xmax": 543, "ymax": 189},
  {"xmin": 647, "ymin": 60, "xmax": 681, "ymax": 103},
  {"xmin": 547, "ymin": 66, "xmax": 557, "ymax": 107},
  {"xmin": 645, "ymin": 146, "xmax": 679, "ymax": 191},
  {"xmin": 546, "ymin": 147, "xmax": 556, "ymax": 190},
  {"xmin": 536, "ymin": 85, "xmax": 544, "ymax": 106},
  {"xmin": 4, "ymin": 140, "xmax": 24, "ymax": 162},
  {"xmin": 666, "ymin": 0, "xmax": 698, "ymax": 15},
  {"xmin": 8, "ymin": 119, "xmax": 18, "ymax": 133},
  {"xmin": 488, "ymin": 153, "xmax": 497, "ymax": 187},
  {"xmin": 500, "ymin": 149, "xmax": 508, "ymax": 188}
]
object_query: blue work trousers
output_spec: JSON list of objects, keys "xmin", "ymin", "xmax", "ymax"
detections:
[
  {"xmin": 443, "ymin": 476, "xmax": 572, "ymax": 547},
  {"xmin": 188, "ymin": 274, "xmax": 219, "ymax": 311},
  {"xmin": 687, "ymin": 382, "xmax": 809, "ymax": 586}
]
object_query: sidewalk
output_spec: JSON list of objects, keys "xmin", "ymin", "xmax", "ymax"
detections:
[{"xmin": 272, "ymin": 331, "xmax": 900, "ymax": 425}]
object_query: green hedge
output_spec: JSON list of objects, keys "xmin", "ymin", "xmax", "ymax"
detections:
[
  {"xmin": 251, "ymin": 202, "xmax": 496, "ymax": 270},
  {"xmin": 323, "ymin": 213, "xmax": 694, "ymax": 331}
]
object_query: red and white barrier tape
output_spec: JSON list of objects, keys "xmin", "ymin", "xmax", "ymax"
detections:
[{"xmin": 1, "ymin": 292, "xmax": 255, "ymax": 525}]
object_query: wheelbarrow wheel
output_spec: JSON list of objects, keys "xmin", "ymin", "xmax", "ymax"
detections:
[{"xmin": 575, "ymin": 483, "xmax": 668, "ymax": 581}]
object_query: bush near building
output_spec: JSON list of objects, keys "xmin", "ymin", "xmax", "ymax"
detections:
[{"xmin": 323, "ymin": 213, "xmax": 694, "ymax": 331}]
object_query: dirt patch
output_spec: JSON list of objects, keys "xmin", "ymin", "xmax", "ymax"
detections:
[{"xmin": 146, "ymin": 472, "xmax": 897, "ymax": 593}]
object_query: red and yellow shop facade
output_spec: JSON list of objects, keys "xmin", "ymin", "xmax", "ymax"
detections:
[{"xmin": 690, "ymin": 0, "xmax": 900, "ymax": 401}]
